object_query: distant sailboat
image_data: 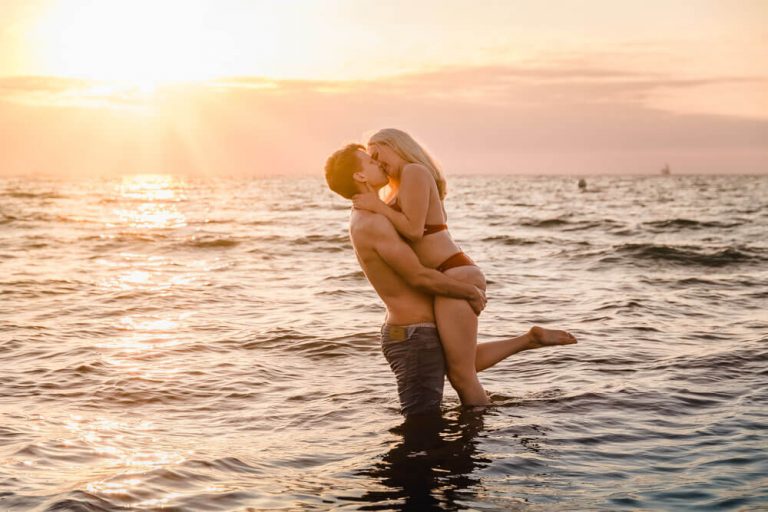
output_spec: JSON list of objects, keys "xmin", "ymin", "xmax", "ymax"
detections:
[{"xmin": 661, "ymin": 164, "xmax": 671, "ymax": 175}]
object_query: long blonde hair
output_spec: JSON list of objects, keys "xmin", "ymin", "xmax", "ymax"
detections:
[{"xmin": 368, "ymin": 128, "xmax": 447, "ymax": 200}]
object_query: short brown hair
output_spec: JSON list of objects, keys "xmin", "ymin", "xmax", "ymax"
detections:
[{"xmin": 324, "ymin": 143, "xmax": 364, "ymax": 199}]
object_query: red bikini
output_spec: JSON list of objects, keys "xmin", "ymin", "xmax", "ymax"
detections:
[
  {"xmin": 388, "ymin": 201, "xmax": 475, "ymax": 272},
  {"xmin": 388, "ymin": 201, "xmax": 447, "ymax": 236},
  {"xmin": 436, "ymin": 251, "xmax": 476, "ymax": 272}
]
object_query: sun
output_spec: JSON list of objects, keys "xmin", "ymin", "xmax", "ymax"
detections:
[{"xmin": 33, "ymin": 0, "xmax": 234, "ymax": 89}]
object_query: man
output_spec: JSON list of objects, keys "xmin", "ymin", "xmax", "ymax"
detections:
[{"xmin": 324, "ymin": 144, "xmax": 576, "ymax": 416}]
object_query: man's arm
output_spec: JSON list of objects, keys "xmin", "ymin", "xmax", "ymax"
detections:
[{"xmin": 363, "ymin": 215, "xmax": 485, "ymax": 313}]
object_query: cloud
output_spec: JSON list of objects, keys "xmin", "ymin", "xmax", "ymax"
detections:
[
  {"xmin": 0, "ymin": 75, "xmax": 156, "ymax": 109},
  {"xmin": 0, "ymin": 65, "xmax": 766, "ymax": 176},
  {"xmin": 340, "ymin": 65, "xmax": 768, "ymax": 117},
  {"xmin": 2, "ymin": 64, "xmax": 766, "ymax": 114}
]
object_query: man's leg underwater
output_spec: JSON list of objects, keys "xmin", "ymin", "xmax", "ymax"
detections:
[{"xmin": 381, "ymin": 324, "xmax": 446, "ymax": 416}]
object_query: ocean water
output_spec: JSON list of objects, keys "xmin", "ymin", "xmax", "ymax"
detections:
[{"xmin": 0, "ymin": 173, "xmax": 766, "ymax": 511}]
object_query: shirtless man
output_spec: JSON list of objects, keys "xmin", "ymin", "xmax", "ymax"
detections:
[{"xmin": 324, "ymin": 144, "xmax": 577, "ymax": 416}]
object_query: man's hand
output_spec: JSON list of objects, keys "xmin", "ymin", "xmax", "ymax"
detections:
[
  {"xmin": 468, "ymin": 286, "xmax": 487, "ymax": 316},
  {"xmin": 352, "ymin": 192, "xmax": 384, "ymax": 213}
]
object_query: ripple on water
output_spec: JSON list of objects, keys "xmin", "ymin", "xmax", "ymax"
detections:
[{"xmin": 1, "ymin": 175, "xmax": 767, "ymax": 510}]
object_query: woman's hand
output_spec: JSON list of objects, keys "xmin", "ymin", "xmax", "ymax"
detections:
[
  {"xmin": 468, "ymin": 286, "xmax": 487, "ymax": 316},
  {"xmin": 352, "ymin": 192, "xmax": 385, "ymax": 213}
]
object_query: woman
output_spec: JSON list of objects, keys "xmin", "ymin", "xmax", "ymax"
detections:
[{"xmin": 352, "ymin": 128, "xmax": 492, "ymax": 405}]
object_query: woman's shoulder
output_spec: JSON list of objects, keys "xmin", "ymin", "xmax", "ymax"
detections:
[
  {"xmin": 400, "ymin": 163, "xmax": 433, "ymax": 184},
  {"xmin": 402, "ymin": 162, "xmax": 430, "ymax": 174}
]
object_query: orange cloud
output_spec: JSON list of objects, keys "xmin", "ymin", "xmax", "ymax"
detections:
[{"xmin": 0, "ymin": 66, "xmax": 766, "ymax": 177}]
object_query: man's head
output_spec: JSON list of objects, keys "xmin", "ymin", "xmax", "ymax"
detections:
[{"xmin": 325, "ymin": 143, "xmax": 389, "ymax": 199}]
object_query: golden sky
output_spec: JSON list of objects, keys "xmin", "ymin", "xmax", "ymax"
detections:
[{"xmin": 0, "ymin": 0, "xmax": 766, "ymax": 175}]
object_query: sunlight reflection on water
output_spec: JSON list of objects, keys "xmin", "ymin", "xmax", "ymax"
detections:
[{"xmin": 111, "ymin": 174, "xmax": 188, "ymax": 229}]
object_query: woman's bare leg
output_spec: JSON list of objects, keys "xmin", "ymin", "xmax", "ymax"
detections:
[
  {"xmin": 435, "ymin": 265, "xmax": 490, "ymax": 406},
  {"xmin": 475, "ymin": 326, "xmax": 577, "ymax": 372},
  {"xmin": 436, "ymin": 266, "xmax": 578, "ymax": 404}
]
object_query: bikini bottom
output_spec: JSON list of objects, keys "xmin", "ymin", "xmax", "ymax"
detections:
[{"xmin": 436, "ymin": 251, "xmax": 476, "ymax": 273}]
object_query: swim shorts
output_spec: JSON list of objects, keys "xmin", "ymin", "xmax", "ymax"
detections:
[{"xmin": 380, "ymin": 323, "xmax": 445, "ymax": 416}]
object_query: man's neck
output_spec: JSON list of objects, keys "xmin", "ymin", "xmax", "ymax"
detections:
[{"xmin": 357, "ymin": 183, "xmax": 381, "ymax": 194}]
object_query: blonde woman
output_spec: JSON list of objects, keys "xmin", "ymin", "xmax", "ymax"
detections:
[{"xmin": 353, "ymin": 128, "xmax": 576, "ymax": 406}]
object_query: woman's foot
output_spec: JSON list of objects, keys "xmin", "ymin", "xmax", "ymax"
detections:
[{"xmin": 527, "ymin": 325, "xmax": 578, "ymax": 349}]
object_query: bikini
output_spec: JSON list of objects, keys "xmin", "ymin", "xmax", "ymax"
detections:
[{"xmin": 388, "ymin": 201, "xmax": 475, "ymax": 272}]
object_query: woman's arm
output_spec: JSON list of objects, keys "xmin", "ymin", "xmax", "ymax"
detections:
[{"xmin": 352, "ymin": 164, "xmax": 432, "ymax": 242}]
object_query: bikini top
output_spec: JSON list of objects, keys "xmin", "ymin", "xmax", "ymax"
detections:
[{"xmin": 388, "ymin": 201, "xmax": 448, "ymax": 236}]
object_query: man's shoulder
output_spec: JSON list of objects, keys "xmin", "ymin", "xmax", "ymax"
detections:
[
  {"xmin": 350, "ymin": 212, "xmax": 397, "ymax": 250},
  {"xmin": 351, "ymin": 211, "xmax": 394, "ymax": 236}
]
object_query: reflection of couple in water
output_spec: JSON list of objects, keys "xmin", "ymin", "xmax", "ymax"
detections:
[
  {"xmin": 353, "ymin": 410, "xmax": 490, "ymax": 510},
  {"xmin": 353, "ymin": 408, "xmax": 549, "ymax": 510},
  {"xmin": 325, "ymin": 128, "xmax": 577, "ymax": 415}
]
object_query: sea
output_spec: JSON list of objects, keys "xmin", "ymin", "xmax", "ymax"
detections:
[{"xmin": 1, "ymin": 173, "xmax": 766, "ymax": 511}]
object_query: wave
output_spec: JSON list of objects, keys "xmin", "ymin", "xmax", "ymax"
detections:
[
  {"xmin": 323, "ymin": 270, "xmax": 367, "ymax": 281},
  {"xmin": 195, "ymin": 218, "xmax": 236, "ymax": 225},
  {"xmin": 562, "ymin": 220, "xmax": 626, "ymax": 232},
  {"xmin": 594, "ymin": 299, "xmax": 648, "ymax": 312},
  {"xmin": 519, "ymin": 216, "xmax": 571, "ymax": 228},
  {"xmin": 293, "ymin": 234, "xmax": 350, "ymax": 245},
  {"xmin": 97, "ymin": 196, "xmax": 187, "ymax": 204},
  {"xmin": 642, "ymin": 218, "xmax": 744, "ymax": 231},
  {"xmin": 81, "ymin": 232, "xmax": 170, "ymax": 244},
  {"xmin": 0, "ymin": 212, "xmax": 94, "ymax": 224},
  {"xmin": 518, "ymin": 216, "xmax": 627, "ymax": 233},
  {"xmin": 1, "ymin": 190, "xmax": 64, "ymax": 199},
  {"xmin": 482, "ymin": 235, "xmax": 538, "ymax": 246},
  {"xmin": 187, "ymin": 456, "xmax": 263, "ymax": 474},
  {"xmin": 0, "ymin": 278, "xmax": 85, "ymax": 297},
  {"xmin": 284, "ymin": 233, "xmax": 351, "ymax": 253},
  {"xmin": 41, "ymin": 490, "xmax": 129, "ymax": 512},
  {"xmin": 603, "ymin": 243, "xmax": 766, "ymax": 267},
  {"xmin": 653, "ymin": 344, "xmax": 768, "ymax": 373},
  {"xmin": 178, "ymin": 237, "xmax": 241, "ymax": 249},
  {"xmin": 518, "ymin": 215, "xmax": 748, "ymax": 235},
  {"xmin": 241, "ymin": 329, "xmax": 378, "ymax": 358},
  {"xmin": 79, "ymin": 232, "xmax": 242, "ymax": 249},
  {"xmin": 235, "ymin": 233, "xmax": 350, "ymax": 248}
]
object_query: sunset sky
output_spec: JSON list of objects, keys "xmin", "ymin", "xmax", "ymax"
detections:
[{"xmin": 0, "ymin": 0, "xmax": 766, "ymax": 176}]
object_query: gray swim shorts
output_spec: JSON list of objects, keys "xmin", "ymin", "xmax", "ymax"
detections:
[{"xmin": 380, "ymin": 323, "xmax": 445, "ymax": 416}]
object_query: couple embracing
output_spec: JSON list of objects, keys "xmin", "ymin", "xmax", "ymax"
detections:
[{"xmin": 325, "ymin": 129, "xmax": 577, "ymax": 416}]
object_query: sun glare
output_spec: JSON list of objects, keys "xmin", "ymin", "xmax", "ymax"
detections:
[
  {"xmin": 113, "ymin": 174, "xmax": 187, "ymax": 229},
  {"xmin": 33, "ymin": 0, "xmax": 233, "ymax": 89}
]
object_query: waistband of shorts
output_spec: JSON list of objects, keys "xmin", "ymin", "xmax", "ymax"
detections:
[
  {"xmin": 384, "ymin": 322, "xmax": 437, "ymax": 329},
  {"xmin": 381, "ymin": 322, "xmax": 437, "ymax": 343}
]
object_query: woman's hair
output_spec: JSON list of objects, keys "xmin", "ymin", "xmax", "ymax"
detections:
[
  {"xmin": 368, "ymin": 128, "xmax": 447, "ymax": 200},
  {"xmin": 324, "ymin": 143, "xmax": 364, "ymax": 199}
]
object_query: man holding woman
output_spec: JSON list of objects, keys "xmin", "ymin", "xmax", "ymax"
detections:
[{"xmin": 324, "ymin": 131, "xmax": 576, "ymax": 416}]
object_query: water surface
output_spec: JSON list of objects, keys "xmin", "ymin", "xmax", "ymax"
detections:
[{"xmin": 1, "ymin": 174, "xmax": 766, "ymax": 510}]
